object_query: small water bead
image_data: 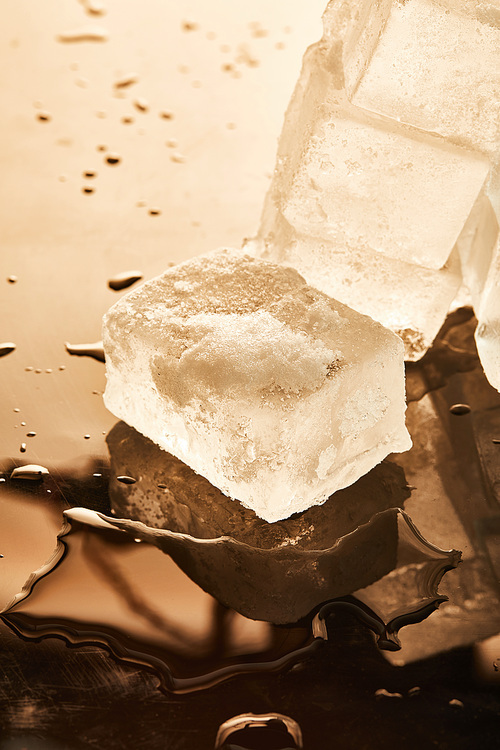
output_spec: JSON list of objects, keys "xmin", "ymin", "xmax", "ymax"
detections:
[
  {"xmin": 170, "ymin": 153, "xmax": 186, "ymax": 164},
  {"xmin": 160, "ymin": 111, "xmax": 174, "ymax": 120},
  {"xmin": 11, "ymin": 464, "xmax": 49, "ymax": 480},
  {"xmin": 84, "ymin": 434, "xmax": 91, "ymax": 440},
  {"xmin": 105, "ymin": 153, "xmax": 121, "ymax": 166},
  {"xmin": 20, "ymin": 422, "xmax": 26, "ymax": 427},
  {"xmin": 108, "ymin": 271, "xmax": 143, "ymax": 291},
  {"xmin": 181, "ymin": 21, "xmax": 198, "ymax": 32},
  {"xmin": 133, "ymin": 98, "xmax": 149, "ymax": 113},
  {"xmin": 492, "ymin": 438, "xmax": 500, "ymax": 445},
  {"xmin": 83, "ymin": 171, "xmax": 96, "ymax": 178},
  {"xmin": 13, "ymin": 408, "xmax": 20, "ymax": 413},
  {"xmin": 82, "ymin": 186, "xmax": 95, "ymax": 195},
  {"xmin": 65, "ymin": 341, "xmax": 105, "ymax": 362},
  {"xmin": 56, "ymin": 27, "xmax": 109, "ymax": 43},
  {"xmin": 148, "ymin": 208, "xmax": 161, "ymax": 216},
  {"xmin": 116, "ymin": 475, "xmax": 137, "ymax": 484},
  {"xmin": 25, "ymin": 367, "xmax": 33, "ymax": 372},
  {"xmin": 96, "ymin": 144, "xmax": 107, "ymax": 151},
  {"xmin": 157, "ymin": 483, "xmax": 168, "ymax": 490},
  {"xmin": 121, "ymin": 116, "xmax": 134, "ymax": 125},
  {"xmin": 26, "ymin": 431, "xmax": 36, "ymax": 438},
  {"xmin": 449, "ymin": 699, "xmax": 464, "ymax": 708},
  {"xmin": 45, "ymin": 368, "xmax": 52, "ymax": 373},
  {"xmin": 449, "ymin": 403, "xmax": 471, "ymax": 416},
  {"xmin": 0, "ymin": 343, "xmax": 16, "ymax": 357},
  {"xmin": 166, "ymin": 138, "xmax": 178, "ymax": 148},
  {"xmin": 59, "ymin": 365, "xmax": 66, "ymax": 371},
  {"xmin": 7, "ymin": 275, "xmax": 17, "ymax": 283},
  {"xmin": 20, "ymin": 443, "xmax": 27, "ymax": 453},
  {"xmin": 35, "ymin": 369, "xmax": 42, "ymax": 374},
  {"xmin": 36, "ymin": 112, "xmax": 51, "ymax": 122},
  {"xmin": 113, "ymin": 74, "xmax": 139, "ymax": 89}
]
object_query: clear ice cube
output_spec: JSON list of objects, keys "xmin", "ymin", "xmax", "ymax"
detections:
[{"xmin": 103, "ymin": 248, "xmax": 411, "ymax": 522}]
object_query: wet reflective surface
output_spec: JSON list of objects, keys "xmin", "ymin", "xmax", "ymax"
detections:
[{"xmin": 2, "ymin": 2, "xmax": 500, "ymax": 748}]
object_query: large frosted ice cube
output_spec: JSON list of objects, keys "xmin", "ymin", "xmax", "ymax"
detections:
[
  {"xmin": 338, "ymin": 0, "xmax": 500, "ymax": 158},
  {"xmin": 103, "ymin": 248, "xmax": 411, "ymax": 522}
]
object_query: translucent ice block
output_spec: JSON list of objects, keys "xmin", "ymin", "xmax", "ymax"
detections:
[
  {"xmin": 476, "ymin": 236, "xmax": 500, "ymax": 391},
  {"xmin": 456, "ymin": 194, "xmax": 499, "ymax": 309},
  {"xmin": 338, "ymin": 0, "xmax": 500, "ymax": 158},
  {"xmin": 103, "ymin": 248, "xmax": 411, "ymax": 522},
  {"xmin": 281, "ymin": 96, "xmax": 489, "ymax": 271}
]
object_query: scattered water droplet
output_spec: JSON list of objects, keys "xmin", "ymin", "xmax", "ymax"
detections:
[
  {"xmin": 26, "ymin": 431, "xmax": 36, "ymax": 438},
  {"xmin": 449, "ymin": 403, "xmax": 471, "ymax": 416},
  {"xmin": 20, "ymin": 421, "xmax": 26, "ymax": 426},
  {"xmin": 136, "ymin": 199, "xmax": 147, "ymax": 207},
  {"xmin": 10, "ymin": 464, "xmax": 49, "ymax": 480},
  {"xmin": 157, "ymin": 483, "xmax": 167, "ymax": 490},
  {"xmin": 65, "ymin": 341, "xmax": 105, "ymax": 362},
  {"xmin": 116, "ymin": 475, "xmax": 137, "ymax": 484},
  {"xmin": 148, "ymin": 208, "xmax": 161, "ymax": 216},
  {"xmin": 170, "ymin": 153, "xmax": 186, "ymax": 164},
  {"xmin": 160, "ymin": 110, "xmax": 174, "ymax": 120},
  {"xmin": 36, "ymin": 112, "xmax": 51, "ymax": 122},
  {"xmin": 492, "ymin": 438, "xmax": 500, "ymax": 445},
  {"xmin": 75, "ymin": 76, "xmax": 89, "ymax": 88},
  {"xmin": 166, "ymin": 138, "xmax": 178, "ymax": 148},
  {"xmin": 375, "ymin": 689, "xmax": 403, "ymax": 699},
  {"xmin": 408, "ymin": 686, "xmax": 421, "ymax": 696},
  {"xmin": 113, "ymin": 73, "xmax": 139, "ymax": 89},
  {"xmin": 13, "ymin": 408, "xmax": 20, "ymax": 413},
  {"xmin": 0, "ymin": 343, "xmax": 16, "ymax": 357},
  {"xmin": 105, "ymin": 153, "xmax": 121, "ymax": 166},
  {"xmin": 108, "ymin": 270, "xmax": 143, "ymax": 291},
  {"xmin": 56, "ymin": 26, "xmax": 109, "ymax": 43},
  {"xmin": 7, "ymin": 275, "xmax": 17, "ymax": 283},
  {"xmin": 34, "ymin": 368, "xmax": 42, "ymax": 374},
  {"xmin": 449, "ymin": 698, "xmax": 464, "ymax": 708},
  {"xmin": 84, "ymin": 434, "xmax": 91, "ymax": 440},
  {"xmin": 83, "ymin": 170, "xmax": 96, "ymax": 178},
  {"xmin": 79, "ymin": 0, "xmax": 107, "ymax": 17},
  {"xmin": 121, "ymin": 116, "xmax": 134, "ymax": 125},
  {"xmin": 59, "ymin": 365, "xmax": 66, "ymax": 371},
  {"xmin": 133, "ymin": 97, "xmax": 149, "ymax": 113},
  {"xmin": 20, "ymin": 443, "xmax": 27, "ymax": 453},
  {"xmin": 25, "ymin": 367, "xmax": 33, "ymax": 372},
  {"xmin": 45, "ymin": 368, "xmax": 52, "ymax": 373},
  {"xmin": 181, "ymin": 21, "xmax": 198, "ymax": 32},
  {"xmin": 96, "ymin": 143, "xmax": 107, "ymax": 151}
]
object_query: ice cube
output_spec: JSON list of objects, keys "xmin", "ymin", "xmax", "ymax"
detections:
[
  {"xmin": 476, "ymin": 236, "xmax": 500, "ymax": 391},
  {"xmin": 340, "ymin": 0, "xmax": 500, "ymax": 159},
  {"xmin": 103, "ymin": 248, "xmax": 411, "ymax": 522}
]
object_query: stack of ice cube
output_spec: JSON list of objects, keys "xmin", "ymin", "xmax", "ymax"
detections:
[
  {"xmin": 103, "ymin": 248, "xmax": 411, "ymax": 522},
  {"xmin": 256, "ymin": 0, "xmax": 500, "ymax": 381}
]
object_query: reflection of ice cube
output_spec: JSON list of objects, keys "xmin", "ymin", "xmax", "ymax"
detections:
[{"xmin": 103, "ymin": 249, "xmax": 410, "ymax": 522}]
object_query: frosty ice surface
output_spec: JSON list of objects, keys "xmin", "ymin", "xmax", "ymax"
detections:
[{"xmin": 103, "ymin": 249, "xmax": 411, "ymax": 522}]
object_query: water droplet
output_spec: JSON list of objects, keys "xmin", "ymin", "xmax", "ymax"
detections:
[
  {"xmin": 408, "ymin": 686, "xmax": 421, "ymax": 696},
  {"xmin": 166, "ymin": 138, "xmax": 178, "ymax": 148},
  {"xmin": 25, "ymin": 366, "xmax": 33, "ymax": 372},
  {"xmin": 56, "ymin": 26, "xmax": 109, "ymax": 43},
  {"xmin": 82, "ymin": 186, "xmax": 95, "ymax": 195},
  {"xmin": 116, "ymin": 475, "xmax": 137, "ymax": 484},
  {"xmin": 20, "ymin": 421, "xmax": 26, "ymax": 426},
  {"xmin": 375, "ymin": 689, "xmax": 403, "ymax": 699},
  {"xmin": 133, "ymin": 97, "xmax": 149, "ymax": 113},
  {"xmin": 75, "ymin": 76, "xmax": 89, "ymax": 88},
  {"xmin": 59, "ymin": 174, "xmax": 68, "ymax": 182},
  {"xmin": 96, "ymin": 143, "xmax": 107, "ymax": 151},
  {"xmin": 20, "ymin": 443, "xmax": 27, "ymax": 453},
  {"xmin": 449, "ymin": 403, "xmax": 471, "ymax": 416},
  {"xmin": 93, "ymin": 473, "xmax": 102, "ymax": 478},
  {"xmin": 170, "ymin": 153, "xmax": 186, "ymax": 164},
  {"xmin": 36, "ymin": 112, "xmax": 51, "ymax": 122},
  {"xmin": 45, "ymin": 368, "xmax": 52, "ymax": 373},
  {"xmin": 113, "ymin": 73, "xmax": 139, "ymax": 89},
  {"xmin": 0, "ymin": 343, "xmax": 16, "ymax": 357},
  {"xmin": 34, "ymin": 368, "xmax": 42, "ymax": 374},
  {"xmin": 148, "ymin": 208, "xmax": 161, "ymax": 216},
  {"xmin": 449, "ymin": 698, "xmax": 464, "ymax": 708},
  {"xmin": 134, "ymin": 538, "xmax": 142, "ymax": 543},
  {"xmin": 84, "ymin": 434, "xmax": 91, "ymax": 440},
  {"xmin": 26, "ymin": 431, "xmax": 36, "ymax": 438},
  {"xmin": 7, "ymin": 275, "xmax": 17, "ymax": 283},
  {"xmin": 0, "ymin": 554, "xmax": 4, "ymax": 558},
  {"xmin": 492, "ymin": 438, "xmax": 500, "ymax": 445},
  {"xmin": 59, "ymin": 365, "xmax": 66, "ymax": 371},
  {"xmin": 10, "ymin": 464, "xmax": 49, "ymax": 480},
  {"xmin": 13, "ymin": 408, "xmax": 20, "ymax": 413},
  {"xmin": 121, "ymin": 116, "xmax": 134, "ymax": 125},
  {"xmin": 105, "ymin": 153, "xmax": 121, "ymax": 166},
  {"xmin": 0, "ymin": 478, "xmax": 5, "ymax": 483},
  {"xmin": 108, "ymin": 271, "xmax": 143, "ymax": 291},
  {"xmin": 80, "ymin": 0, "xmax": 107, "ymax": 17},
  {"xmin": 181, "ymin": 21, "xmax": 198, "ymax": 32},
  {"xmin": 160, "ymin": 111, "xmax": 174, "ymax": 120},
  {"xmin": 136, "ymin": 199, "xmax": 147, "ymax": 208},
  {"xmin": 157, "ymin": 483, "xmax": 167, "ymax": 490},
  {"xmin": 83, "ymin": 170, "xmax": 96, "ymax": 178},
  {"xmin": 65, "ymin": 341, "xmax": 105, "ymax": 362}
]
